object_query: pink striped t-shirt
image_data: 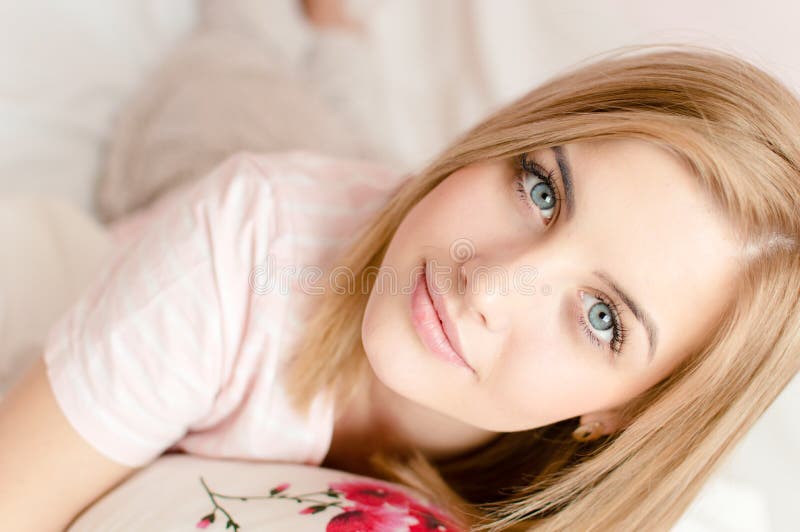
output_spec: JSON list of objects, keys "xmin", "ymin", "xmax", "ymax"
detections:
[{"xmin": 42, "ymin": 151, "xmax": 406, "ymax": 468}]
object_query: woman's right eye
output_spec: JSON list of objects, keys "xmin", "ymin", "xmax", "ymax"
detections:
[{"xmin": 513, "ymin": 154, "xmax": 561, "ymax": 224}]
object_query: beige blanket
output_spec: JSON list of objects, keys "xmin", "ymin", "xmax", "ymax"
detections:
[{"xmin": 95, "ymin": 0, "xmax": 388, "ymax": 222}]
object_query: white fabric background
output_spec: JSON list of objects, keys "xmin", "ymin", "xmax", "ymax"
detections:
[{"xmin": 0, "ymin": 1, "xmax": 797, "ymax": 530}]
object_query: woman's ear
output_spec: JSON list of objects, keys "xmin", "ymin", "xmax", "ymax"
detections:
[{"xmin": 578, "ymin": 409, "xmax": 627, "ymax": 436}]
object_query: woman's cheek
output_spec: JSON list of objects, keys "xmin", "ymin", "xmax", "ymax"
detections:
[{"xmin": 488, "ymin": 340, "xmax": 574, "ymax": 419}]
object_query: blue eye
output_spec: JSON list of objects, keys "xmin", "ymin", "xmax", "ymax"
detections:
[
  {"xmin": 578, "ymin": 289, "xmax": 627, "ymax": 357},
  {"xmin": 513, "ymin": 154, "xmax": 560, "ymax": 223}
]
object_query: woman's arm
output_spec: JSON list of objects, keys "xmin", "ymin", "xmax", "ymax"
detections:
[{"xmin": 0, "ymin": 356, "xmax": 139, "ymax": 531}]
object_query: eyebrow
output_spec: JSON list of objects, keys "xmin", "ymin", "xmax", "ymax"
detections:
[{"xmin": 552, "ymin": 145, "xmax": 658, "ymax": 364}]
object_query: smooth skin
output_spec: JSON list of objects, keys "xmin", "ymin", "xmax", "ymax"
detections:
[
  {"xmin": 0, "ymin": 356, "xmax": 138, "ymax": 531},
  {"xmin": 326, "ymin": 138, "xmax": 744, "ymax": 475}
]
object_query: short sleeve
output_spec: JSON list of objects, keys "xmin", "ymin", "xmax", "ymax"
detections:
[{"xmin": 43, "ymin": 152, "xmax": 278, "ymax": 468}]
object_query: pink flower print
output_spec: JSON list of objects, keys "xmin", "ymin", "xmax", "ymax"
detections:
[
  {"xmin": 326, "ymin": 504, "xmax": 417, "ymax": 532},
  {"xmin": 196, "ymin": 475, "xmax": 464, "ymax": 531},
  {"xmin": 407, "ymin": 503, "xmax": 461, "ymax": 532},
  {"xmin": 329, "ymin": 480, "xmax": 418, "ymax": 509},
  {"xmin": 270, "ymin": 482, "xmax": 290, "ymax": 495},
  {"xmin": 326, "ymin": 480, "xmax": 464, "ymax": 531}
]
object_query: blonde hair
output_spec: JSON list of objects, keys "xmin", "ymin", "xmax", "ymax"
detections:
[{"xmin": 285, "ymin": 44, "xmax": 800, "ymax": 531}]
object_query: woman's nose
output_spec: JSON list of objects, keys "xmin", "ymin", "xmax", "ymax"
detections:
[{"xmin": 459, "ymin": 248, "xmax": 549, "ymax": 332}]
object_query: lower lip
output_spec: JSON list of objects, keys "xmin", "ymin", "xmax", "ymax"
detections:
[{"xmin": 410, "ymin": 263, "xmax": 472, "ymax": 372}]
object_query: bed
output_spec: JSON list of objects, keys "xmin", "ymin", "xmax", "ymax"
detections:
[{"xmin": 1, "ymin": 1, "xmax": 798, "ymax": 530}]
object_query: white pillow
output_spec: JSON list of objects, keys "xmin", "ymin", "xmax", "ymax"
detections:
[
  {"xmin": 67, "ymin": 454, "xmax": 463, "ymax": 532},
  {"xmin": 64, "ymin": 452, "xmax": 774, "ymax": 532}
]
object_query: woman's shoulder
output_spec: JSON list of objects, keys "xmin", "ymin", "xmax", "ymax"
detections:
[
  {"xmin": 229, "ymin": 149, "xmax": 408, "ymax": 204},
  {"xmin": 110, "ymin": 149, "xmax": 405, "ymax": 245},
  {"xmin": 238, "ymin": 149, "xmax": 405, "ymax": 181},
  {"xmin": 172, "ymin": 149, "xmax": 408, "ymax": 242},
  {"xmin": 224, "ymin": 150, "xmax": 408, "ymax": 253}
]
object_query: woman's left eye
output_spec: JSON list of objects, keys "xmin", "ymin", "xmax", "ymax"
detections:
[
  {"xmin": 513, "ymin": 154, "xmax": 560, "ymax": 223},
  {"xmin": 578, "ymin": 289, "xmax": 627, "ymax": 356}
]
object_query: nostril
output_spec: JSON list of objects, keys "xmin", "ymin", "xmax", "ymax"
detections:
[
  {"xmin": 458, "ymin": 263, "xmax": 467, "ymax": 292},
  {"xmin": 459, "ymin": 261, "xmax": 488, "ymax": 326}
]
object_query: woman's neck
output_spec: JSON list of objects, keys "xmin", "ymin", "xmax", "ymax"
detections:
[{"xmin": 321, "ymin": 366, "xmax": 499, "ymax": 476}]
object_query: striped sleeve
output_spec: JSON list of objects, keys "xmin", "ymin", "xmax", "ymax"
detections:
[{"xmin": 43, "ymin": 153, "xmax": 277, "ymax": 467}]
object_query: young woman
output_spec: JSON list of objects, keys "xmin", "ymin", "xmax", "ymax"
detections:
[
  {"xmin": 2, "ymin": 45, "xmax": 799, "ymax": 532},
  {"xmin": 280, "ymin": 44, "xmax": 800, "ymax": 530}
]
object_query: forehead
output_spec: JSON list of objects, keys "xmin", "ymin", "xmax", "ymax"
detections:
[{"xmin": 551, "ymin": 138, "xmax": 741, "ymax": 367}]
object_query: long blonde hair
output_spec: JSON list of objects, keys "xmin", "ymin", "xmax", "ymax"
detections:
[{"xmin": 285, "ymin": 44, "xmax": 800, "ymax": 531}]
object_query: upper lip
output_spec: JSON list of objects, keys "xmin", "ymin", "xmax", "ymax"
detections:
[{"xmin": 425, "ymin": 260, "xmax": 473, "ymax": 372}]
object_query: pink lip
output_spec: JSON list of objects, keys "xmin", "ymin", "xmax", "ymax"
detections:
[
  {"xmin": 410, "ymin": 259, "xmax": 475, "ymax": 374},
  {"xmin": 425, "ymin": 261, "xmax": 471, "ymax": 366}
]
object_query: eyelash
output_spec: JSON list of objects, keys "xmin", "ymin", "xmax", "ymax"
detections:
[
  {"xmin": 512, "ymin": 153, "xmax": 628, "ymax": 358},
  {"xmin": 513, "ymin": 154, "xmax": 560, "ymax": 224},
  {"xmin": 578, "ymin": 292, "xmax": 629, "ymax": 357}
]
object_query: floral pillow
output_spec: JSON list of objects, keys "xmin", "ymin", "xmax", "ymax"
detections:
[{"xmin": 67, "ymin": 453, "xmax": 463, "ymax": 532}]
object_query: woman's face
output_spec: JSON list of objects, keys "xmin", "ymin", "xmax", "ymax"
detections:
[{"xmin": 362, "ymin": 138, "xmax": 742, "ymax": 433}]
